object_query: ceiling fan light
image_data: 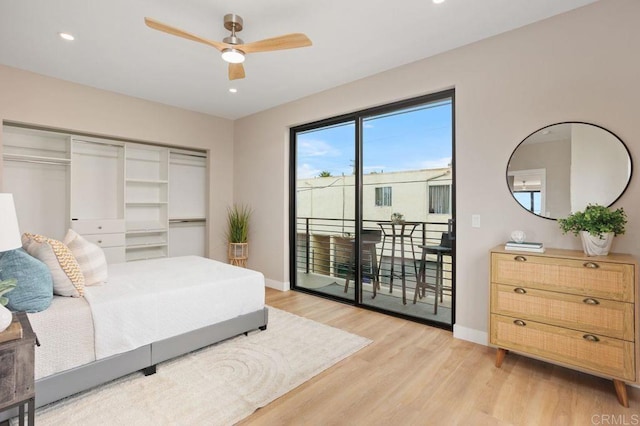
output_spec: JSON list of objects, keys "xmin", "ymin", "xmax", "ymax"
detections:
[{"xmin": 221, "ymin": 48, "xmax": 245, "ymax": 64}]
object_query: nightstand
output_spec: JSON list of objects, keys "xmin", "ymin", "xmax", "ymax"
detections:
[{"xmin": 0, "ymin": 313, "xmax": 36, "ymax": 426}]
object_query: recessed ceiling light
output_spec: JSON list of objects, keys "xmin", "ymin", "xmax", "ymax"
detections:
[
  {"xmin": 59, "ymin": 32, "xmax": 75, "ymax": 41},
  {"xmin": 229, "ymin": 88, "xmax": 238, "ymax": 93},
  {"xmin": 433, "ymin": 0, "xmax": 446, "ymax": 4}
]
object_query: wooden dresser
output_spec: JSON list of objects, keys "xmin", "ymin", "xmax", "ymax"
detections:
[{"xmin": 489, "ymin": 246, "xmax": 638, "ymax": 407}]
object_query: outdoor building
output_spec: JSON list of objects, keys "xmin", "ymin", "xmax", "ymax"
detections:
[{"xmin": 297, "ymin": 167, "xmax": 452, "ymax": 227}]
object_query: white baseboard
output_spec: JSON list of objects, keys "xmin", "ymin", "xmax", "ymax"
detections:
[
  {"xmin": 453, "ymin": 324, "xmax": 488, "ymax": 346},
  {"xmin": 265, "ymin": 278, "xmax": 290, "ymax": 291}
]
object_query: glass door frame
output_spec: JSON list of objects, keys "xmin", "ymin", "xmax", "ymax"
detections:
[{"xmin": 289, "ymin": 89, "xmax": 456, "ymax": 330}]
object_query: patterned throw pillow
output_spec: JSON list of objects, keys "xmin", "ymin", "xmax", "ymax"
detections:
[
  {"xmin": 22, "ymin": 233, "xmax": 85, "ymax": 297},
  {"xmin": 63, "ymin": 229, "xmax": 108, "ymax": 286}
]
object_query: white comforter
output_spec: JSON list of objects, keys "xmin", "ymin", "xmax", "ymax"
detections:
[
  {"xmin": 28, "ymin": 296, "xmax": 96, "ymax": 380},
  {"xmin": 84, "ymin": 256, "xmax": 265, "ymax": 360}
]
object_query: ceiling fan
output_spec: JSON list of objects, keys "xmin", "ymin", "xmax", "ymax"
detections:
[{"xmin": 144, "ymin": 14, "xmax": 312, "ymax": 81}]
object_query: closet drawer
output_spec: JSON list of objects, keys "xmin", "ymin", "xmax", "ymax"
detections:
[
  {"xmin": 71, "ymin": 219, "xmax": 125, "ymax": 235},
  {"xmin": 492, "ymin": 253, "xmax": 634, "ymax": 302},
  {"xmin": 82, "ymin": 233, "xmax": 125, "ymax": 248},
  {"xmin": 490, "ymin": 314, "xmax": 635, "ymax": 381},
  {"xmin": 491, "ymin": 283, "xmax": 634, "ymax": 341}
]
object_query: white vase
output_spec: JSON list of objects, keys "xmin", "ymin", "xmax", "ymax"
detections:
[
  {"xmin": 0, "ymin": 304, "xmax": 12, "ymax": 333},
  {"xmin": 580, "ymin": 231, "xmax": 614, "ymax": 256}
]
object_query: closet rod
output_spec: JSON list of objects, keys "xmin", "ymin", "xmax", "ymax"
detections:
[
  {"xmin": 169, "ymin": 151, "xmax": 207, "ymax": 159},
  {"xmin": 169, "ymin": 218, "xmax": 206, "ymax": 224},
  {"xmin": 2, "ymin": 157, "xmax": 70, "ymax": 166}
]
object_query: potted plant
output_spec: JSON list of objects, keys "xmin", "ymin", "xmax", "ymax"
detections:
[
  {"xmin": 557, "ymin": 204, "xmax": 627, "ymax": 256},
  {"xmin": 390, "ymin": 212, "xmax": 404, "ymax": 224},
  {"xmin": 226, "ymin": 204, "xmax": 251, "ymax": 267},
  {"xmin": 0, "ymin": 278, "xmax": 16, "ymax": 332}
]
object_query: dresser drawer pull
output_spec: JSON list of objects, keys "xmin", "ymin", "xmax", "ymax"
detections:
[
  {"xmin": 98, "ymin": 226, "xmax": 103, "ymax": 230},
  {"xmin": 583, "ymin": 334, "xmax": 600, "ymax": 342},
  {"xmin": 513, "ymin": 319, "xmax": 526, "ymax": 327},
  {"xmin": 514, "ymin": 287, "xmax": 527, "ymax": 294},
  {"xmin": 583, "ymin": 298, "xmax": 600, "ymax": 305},
  {"xmin": 514, "ymin": 256, "xmax": 527, "ymax": 262},
  {"xmin": 97, "ymin": 240, "xmax": 103, "ymax": 244},
  {"xmin": 583, "ymin": 262, "xmax": 599, "ymax": 269}
]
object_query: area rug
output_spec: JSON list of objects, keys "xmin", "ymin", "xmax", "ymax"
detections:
[{"xmin": 21, "ymin": 307, "xmax": 371, "ymax": 426}]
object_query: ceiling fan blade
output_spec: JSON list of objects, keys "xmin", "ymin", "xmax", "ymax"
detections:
[
  {"xmin": 238, "ymin": 33, "xmax": 312, "ymax": 54},
  {"xmin": 144, "ymin": 17, "xmax": 227, "ymax": 52},
  {"xmin": 229, "ymin": 63, "xmax": 246, "ymax": 80}
]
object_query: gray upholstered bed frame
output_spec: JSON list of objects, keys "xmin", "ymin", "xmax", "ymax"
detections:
[{"xmin": 0, "ymin": 307, "xmax": 268, "ymax": 422}]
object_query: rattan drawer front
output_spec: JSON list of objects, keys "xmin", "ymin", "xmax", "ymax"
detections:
[
  {"xmin": 491, "ymin": 284, "xmax": 634, "ymax": 341},
  {"xmin": 490, "ymin": 314, "xmax": 635, "ymax": 381},
  {"xmin": 492, "ymin": 253, "xmax": 634, "ymax": 302}
]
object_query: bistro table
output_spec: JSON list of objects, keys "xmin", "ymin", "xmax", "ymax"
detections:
[{"xmin": 377, "ymin": 221, "xmax": 420, "ymax": 304}]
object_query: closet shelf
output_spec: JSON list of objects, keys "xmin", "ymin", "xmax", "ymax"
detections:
[
  {"xmin": 126, "ymin": 221, "xmax": 167, "ymax": 233},
  {"xmin": 125, "ymin": 202, "xmax": 168, "ymax": 206},
  {"xmin": 126, "ymin": 229, "xmax": 167, "ymax": 235},
  {"xmin": 126, "ymin": 243, "xmax": 168, "ymax": 250},
  {"xmin": 126, "ymin": 178, "xmax": 168, "ymax": 184}
]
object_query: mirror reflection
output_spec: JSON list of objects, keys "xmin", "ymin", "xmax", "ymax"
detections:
[{"xmin": 507, "ymin": 122, "xmax": 632, "ymax": 220}]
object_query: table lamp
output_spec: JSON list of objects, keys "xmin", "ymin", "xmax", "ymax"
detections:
[
  {"xmin": 0, "ymin": 193, "xmax": 22, "ymax": 254},
  {"xmin": 0, "ymin": 193, "xmax": 21, "ymax": 332}
]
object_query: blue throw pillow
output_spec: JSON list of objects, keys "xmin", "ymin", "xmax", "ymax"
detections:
[{"xmin": 0, "ymin": 248, "xmax": 53, "ymax": 312}]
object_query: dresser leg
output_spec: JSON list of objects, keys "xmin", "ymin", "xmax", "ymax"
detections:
[
  {"xmin": 495, "ymin": 348, "xmax": 508, "ymax": 368},
  {"xmin": 613, "ymin": 379, "xmax": 629, "ymax": 407}
]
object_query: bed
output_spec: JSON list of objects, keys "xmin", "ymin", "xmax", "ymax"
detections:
[{"xmin": 0, "ymin": 255, "xmax": 268, "ymax": 421}]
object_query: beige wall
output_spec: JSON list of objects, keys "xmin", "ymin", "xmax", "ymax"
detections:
[
  {"xmin": 0, "ymin": 65, "xmax": 235, "ymax": 261},
  {"xmin": 234, "ymin": 0, "xmax": 640, "ymax": 342}
]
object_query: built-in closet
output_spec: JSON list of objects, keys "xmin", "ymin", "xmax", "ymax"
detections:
[{"xmin": 1, "ymin": 125, "xmax": 207, "ymax": 262}]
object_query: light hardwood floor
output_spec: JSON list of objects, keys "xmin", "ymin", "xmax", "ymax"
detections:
[{"xmin": 240, "ymin": 288, "xmax": 640, "ymax": 425}]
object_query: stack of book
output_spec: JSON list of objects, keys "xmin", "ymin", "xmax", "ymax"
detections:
[{"xmin": 504, "ymin": 240, "xmax": 545, "ymax": 253}]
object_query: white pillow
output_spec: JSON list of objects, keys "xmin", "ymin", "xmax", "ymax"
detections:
[
  {"xmin": 63, "ymin": 229, "xmax": 108, "ymax": 286},
  {"xmin": 22, "ymin": 233, "xmax": 85, "ymax": 297}
]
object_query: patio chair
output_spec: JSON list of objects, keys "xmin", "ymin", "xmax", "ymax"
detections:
[
  {"xmin": 344, "ymin": 229, "xmax": 381, "ymax": 298},
  {"xmin": 413, "ymin": 232, "xmax": 452, "ymax": 314}
]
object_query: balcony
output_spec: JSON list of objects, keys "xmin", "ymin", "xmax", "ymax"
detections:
[{"xmin": 295, "ymin": 217, "xmax": 453, "ymax": 325}]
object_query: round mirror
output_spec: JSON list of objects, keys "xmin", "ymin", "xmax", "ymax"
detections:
[{"xmin": 506, "ymin": 122, "xmax": 632, "ymax": 220}]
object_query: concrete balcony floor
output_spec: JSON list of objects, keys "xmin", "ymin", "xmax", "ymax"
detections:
[{"xmin": 296, "ymin": 269, "xmax": 452, "ymax": 325}]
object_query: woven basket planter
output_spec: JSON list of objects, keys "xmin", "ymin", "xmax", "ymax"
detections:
[{"xmin": 228, "ymin": 242, "xmax": 248, "ymax": 267}]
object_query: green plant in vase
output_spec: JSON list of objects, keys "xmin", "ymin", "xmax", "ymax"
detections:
[
  {"xmin": 0, "ymin": 278, "xmax": 16, "ymax": 306},
  {"xmin": 226, "ymin": 204, "xmax": 252, "ymax": 267},
  {"xmin": 558, "ymin": 204, "xmax": 626, "ymax": 256},
  {"xmin": 0, "ymin": 277, "xmax": 16, "ymax": 332}
]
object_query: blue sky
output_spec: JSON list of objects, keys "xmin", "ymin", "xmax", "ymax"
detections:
[{"xmin": 297, "ymin": 100, "xmax": 452, "ymax": 179}]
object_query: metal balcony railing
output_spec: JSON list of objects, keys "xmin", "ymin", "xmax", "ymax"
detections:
[{"xmin": 295, "ymin": 217, "xmax": 452, "ymax": 292}]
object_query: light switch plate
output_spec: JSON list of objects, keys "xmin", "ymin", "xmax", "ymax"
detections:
[{"xmin": 472, "ymin": 214, "xmax": 480, "ymax": 228}]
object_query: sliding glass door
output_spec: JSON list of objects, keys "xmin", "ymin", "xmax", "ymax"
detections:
[
  {"xmin": 290, "ymin": 90, "xmax": 455, "ymax": 327},
  {"xmin": 293, "ymin": 120, "xmax": 356, "ymax": 302},
  {"xmin": 360, "ymin": 99, "xmax": 453, "ymax": 324}
]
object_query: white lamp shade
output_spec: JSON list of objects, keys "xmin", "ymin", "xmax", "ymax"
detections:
[{"xmin": 0, "ymin": 193, "xmax": 22, "ymax": 252}]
